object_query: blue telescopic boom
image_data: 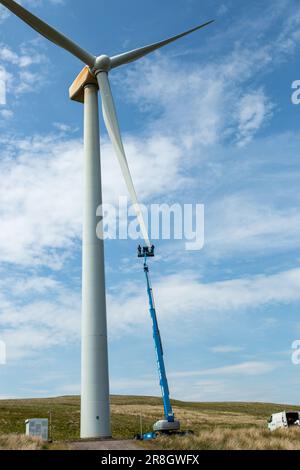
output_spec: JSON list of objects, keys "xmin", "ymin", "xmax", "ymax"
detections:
[{"xmin": 142, "ymin": 251, "xmax": 175, "ymax": 423}]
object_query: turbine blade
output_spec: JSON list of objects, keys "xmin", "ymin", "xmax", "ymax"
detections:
[
  {"xmin": 97, "ymin": 72, "xmax": 151, "ymax": 248},
  {"xmin": 0, "ymin": 0, "xmax": 96, "ymax": 67},
  {"xmin": 110, "ymin": 20, "xmax": 214, "ymax": 69}
]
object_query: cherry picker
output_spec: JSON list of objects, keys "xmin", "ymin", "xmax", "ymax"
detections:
[{"xmin": 135, "ymin": 245, "xmax": 182, "ymax": 440}]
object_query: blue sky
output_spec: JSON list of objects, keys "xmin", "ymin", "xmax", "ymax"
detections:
[{"xmin": 0, "ymin": 0, "xmax": 300, "ymax": 405}]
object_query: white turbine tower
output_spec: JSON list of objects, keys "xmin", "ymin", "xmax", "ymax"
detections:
[{"xmin": 0, "ymin": 0, "xmax": 214, "ymax": 439}]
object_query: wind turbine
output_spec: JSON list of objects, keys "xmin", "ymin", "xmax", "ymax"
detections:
[{"xmin": 0, "ymin": 0, "xmax": 214, "ymax": 439}]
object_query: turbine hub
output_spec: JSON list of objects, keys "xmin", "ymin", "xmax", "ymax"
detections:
[{"xmin": 94, "ymin": 55, "xmax": 112, "ymax": 72}]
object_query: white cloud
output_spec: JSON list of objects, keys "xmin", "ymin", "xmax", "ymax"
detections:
[
  {"xmin": 0, "ymin": 68, "xmax": 7, "ymax": 105},
  {"xmin": 22, "ymin": 0, "xmax": 65, "ymax": 7},
  {"xmin": 0, "ymin": 276, "xmax": 80, "ymax": 360},
  {"xmin": 0, "ymin": 43, "xmax": 46, "ymax": 69},
  {"xmin": 169, "ymin": 361, "xmax": 278, "ymax": 378},
  {"xmin": 120, "ymin": 55, "xmax": 225, "ymax": 149},
  {"xmin": 107, "ymin": 268, "xmax": 300, "ymax": 335},
  {"xmin": 207, "ymin": 194, "xmax": 300, "ymax": 259},
  {"xmin": 119, "ymin": 2, "xmax": 300, "ymax": 156},
  {"xmin": 12, "ymin": 276, "xmax": 59, "ymax": 295},
  {"xmin": 0, "ymin": 109, "xmax": 13, "ymax": 119},
  {"xmin": 121, "ymin": 53, "xmax": 275, "ymax": 153},
  {"xmin": 0, "ymin": 6, "xmax": 9, "ymax": 23},
  {"xmin": 0, "ymin": 129, "xmax": 188, "ymax": 267},
  {"xmin": 1, "ymin": 266, "xmax": 299, "ymax": 360},
  {"xmin": 0, "ymin": 40, "xmax": 48, "ymax": 113},
  {"xmin": 53, "ymin": 122, "xmax": 78, "ymax": 134},
  {"xmin": 101, "ymin": 133, "xmax": 187, "ymax": 204},
  {"xmin": 210, "ymin": 345, "xmax": 244, "ymax": 354},
  {"xmin": 275, "ymin": 6, "xmax": 300, "ymax": 56},
  {"xmin": 110, "ymin": 378, "xmax": 157, "ymax": 393},
  {"xmin": 236, "ymin": 90, "xmax": 274, "ymax": 147},
  {"xmin": 108, "ymin": 363, "xmax": 278, "ymax": 400},
  {"xmin": 217, "ymin": 4, "xmax": 230, "ymax": 17},
  {"xmin": 0, "ymin": 1, "xmax": 65, "ymax": 26},
  {"xmin": 0, "ymin": 135, "xmax": 83, "ymax": 267},
  {"xmin": 0, "ymin": 45, "xmax": 19, "ymax": 64},
  {"xmin": 1, "ymin": 3, "xmax": 300, "ymax": 270},
  {"xmin": 55, "ymin": 383, "xmax": 80, "ymax": 396}
]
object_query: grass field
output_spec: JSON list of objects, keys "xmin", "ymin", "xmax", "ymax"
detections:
[{"xmin": 0, "ymin": 395, "xmax": 300, "ymax": 450}]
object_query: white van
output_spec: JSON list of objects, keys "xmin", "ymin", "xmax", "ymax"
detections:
[{"xmin": 268, "ymin": 411, "xmax": 300, "ymax": 432}]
